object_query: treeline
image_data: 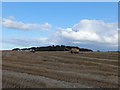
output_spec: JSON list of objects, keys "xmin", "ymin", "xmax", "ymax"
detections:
[{"xmin": 12, "ymin": 45, "xmax": 93, "ymax": 52}]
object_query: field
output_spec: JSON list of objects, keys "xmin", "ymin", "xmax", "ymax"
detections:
[{"xmin": 2, "ymin": 51, "xmax": 119, "ymax": 88}]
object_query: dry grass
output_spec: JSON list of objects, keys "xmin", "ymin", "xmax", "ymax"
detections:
[{"xmin": 2, "ymin": 51, "xmax": 119, "ymax": 88}]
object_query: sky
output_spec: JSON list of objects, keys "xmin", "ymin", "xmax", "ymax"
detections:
[{"xmin": 1, "ymin": 2, "xmax": 118, "ymax": 51}]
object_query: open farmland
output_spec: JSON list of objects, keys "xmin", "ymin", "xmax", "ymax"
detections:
[{"xmin": 2, "ymin": 51, "xmax": 119, "ymax": 88}]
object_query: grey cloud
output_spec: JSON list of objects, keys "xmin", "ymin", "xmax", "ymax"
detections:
[{"xmin": 3, "ymin": 37, "xmax": 55, "ymax": 47}]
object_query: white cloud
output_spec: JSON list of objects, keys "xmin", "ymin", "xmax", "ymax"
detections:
[
  {"xmin": 2, "ymin": 18, "xmax": 118, "ymax": 50},
  {"xmin": 2, "ymin": 17, "xmax": 52, "ymax": 30},
  {"xmin": 57, "ymin": 19, "xmax": 118, "ymax": 46}
]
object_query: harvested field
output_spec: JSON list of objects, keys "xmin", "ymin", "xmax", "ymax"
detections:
[{"xmin": 2, "ymin": 51, "xmax": 119, "ymax": 88}]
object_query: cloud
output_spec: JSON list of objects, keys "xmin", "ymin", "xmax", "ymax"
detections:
[
  {"xmin": 57, "ymin": 19, "xmax": 118, "ymax": 46},
  {"xmin": 2, "ymin": 16, "xmax": 52, "ymax": 30},
  {"xmin": 3, "ymin": 37, "xmax": 55, "ymax": 47},
  {"xmin": 2, "ymin": 19, "xmax": 118, "ymax": 50}
]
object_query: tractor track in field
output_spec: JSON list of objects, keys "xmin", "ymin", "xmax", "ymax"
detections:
[{"xmin": 2, "ymin": 51, "xmax": 119, "ymax": 88}]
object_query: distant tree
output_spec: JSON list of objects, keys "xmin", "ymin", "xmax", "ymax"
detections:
[
  {"xmin": 21, "ymin": 48, "xmax": 29, "ymax": 51},
  {"xmin": 18, "ymin": 45, "xmax": 93, "ymax": 52},
  {"xmin": 61, "ymin": 45, "xmax": 65, "ymax": 47},
  {"xmin": 12, "ymin": 48, "xmax": 20, "ymax": 51},
  {"xmin": 97, "ymin": 50, "xmax": 100, "ymax": 52},
  {"xmin": 52, "ymin": 45, "xmax": 55, "ymax": 47},
  {"xmin": 30, "ymin": 47, "xmax": 36, "ymax": 51},
  {"xmin": 56, "ymin": 45, "xmax": 60, "ymax": 47}
]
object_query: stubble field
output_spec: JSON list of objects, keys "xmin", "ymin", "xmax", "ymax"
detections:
[{"xmin": 2, "ymin": 51, "xmax": 119, "ymax": 88}]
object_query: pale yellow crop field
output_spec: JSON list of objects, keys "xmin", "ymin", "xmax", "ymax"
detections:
[{"xmin": 2, "ymin": 51, "xmax": 119, "ymax": 88}]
